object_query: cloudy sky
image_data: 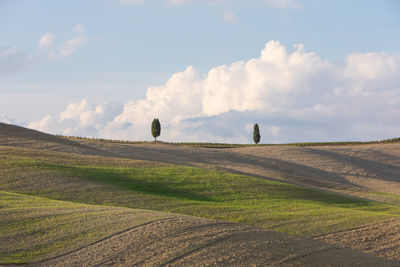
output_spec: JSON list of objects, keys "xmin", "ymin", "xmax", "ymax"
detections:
[{"xmin": 1, "ymin": 0, "xmax": 400, "ymax": 143}]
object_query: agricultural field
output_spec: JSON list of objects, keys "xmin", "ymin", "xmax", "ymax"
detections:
[{"xmin": 1, "ymin": 122, "xmax": 400, "ymax": 265}]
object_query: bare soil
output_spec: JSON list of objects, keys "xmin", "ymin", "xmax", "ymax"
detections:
[
  {"xmin": 316, "ymin": 218, "xmax": 400, "ymax": 262},
  {"xmin": 0, "ymin": 123, "xmax": 110, "ymax": 156},
  {"xmin": 39, "ymin": 215, "xmax": 396, "ymax": 266}
]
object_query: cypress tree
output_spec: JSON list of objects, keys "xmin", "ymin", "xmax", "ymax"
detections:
[
  {"xmin": 151, "ymin": 118, "xmax": 161, "ymax": 141},
  {"xmin": 253, "ymin": 123, "xmax": 261, "ymax": 144}
]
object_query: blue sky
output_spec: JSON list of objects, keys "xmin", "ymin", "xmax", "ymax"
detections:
[{"xmin": 1, "ymin": 0, "xmax": 400, "ymax": 143}]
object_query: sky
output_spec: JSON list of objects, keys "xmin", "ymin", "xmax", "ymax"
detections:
[{"xmin": 1, "ymin": 0, "xmax": 400, "ymax": 143}]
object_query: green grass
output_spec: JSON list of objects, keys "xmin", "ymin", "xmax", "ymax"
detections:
[
  {"xmin": 0, "ymin": 190, "xmax": 169, "ymax": 264},
  {"xmin": 1, "ymin": 146, "xmax": 400, "ymax": 239}
]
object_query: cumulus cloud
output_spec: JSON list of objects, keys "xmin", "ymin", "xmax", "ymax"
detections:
[
  {"xmin": 344, "ymin": 52, "xmax": 397, "ymax": 81},
  {"xmin": 265, "ymin": 0, "xmax": 301, "ymax": 9},
  {"xmin": 0, "ymin": 46, "xmax": 32, "ymax": 75},
  {"xmin": 28, "ymin": 99, "xmax": 123, "ymax": 137},
  {"xmin": 39, "ymin": 24, "xmax": 87, "ymax": 59},
  {"xmin": 29, "ymin": 41, "xmax": 400, "ymax": 143},
  {"xmin": 221, "ymin": 9, "xmax": 239, "ymax": 23}
]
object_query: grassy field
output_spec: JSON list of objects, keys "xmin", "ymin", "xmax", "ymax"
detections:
[
  {"xmin": 2, "ymin": 145, "xmax": 400, "ymax": 245},
  {"xmin": 0, "ymin": 190, "xmax": 169, "ymax": 264}
]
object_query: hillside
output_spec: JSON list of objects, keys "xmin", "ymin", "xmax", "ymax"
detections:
[
  {"xmin": 74, "ymin": 138, "xmax": 400, "ymax": 204},
  {"xmin": 1, "ymin": 123, "xmax": 400, "ymax": 265},
  {"xmin": 0, "ymin": 122, "xmax": 110, "ymax": 156},
  {"xmin": 4, "ymin": 191, "xmax": 396, "ymax": 266}
]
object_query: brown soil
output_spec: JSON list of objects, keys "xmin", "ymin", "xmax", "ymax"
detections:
[
  {"xmin": 38, "ymin": 215, "xmax": 396, "ymax": 266},
  {"xmin": 316, "ymin": 218, "xmax": 400, "ymax": 262},
  {"xmin": 0, "ymin": 123, "xmax": 110, "ymax": 156}
]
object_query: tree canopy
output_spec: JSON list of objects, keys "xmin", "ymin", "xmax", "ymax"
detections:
[
  {"xmin": 151, "ymin": 118, "xmax": 161, "ymax": 141},
  {"xmin": 253, "ymin": 123, "xmax": 261, "ymax": 144}
]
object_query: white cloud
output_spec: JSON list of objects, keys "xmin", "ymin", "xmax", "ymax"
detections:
[
  {"xmin": 265, "ymin": 0, "xmax": 301, "ymax": 9},
  {"xmin": 221, "ymin": 9, "xmax": 239, "ymax": 23},
  {"xmin": 0, "ymin": 46, "xmax": 32, "ymax": 75},
  {"xmin": 39, "ymin": 24, "xmax": 87, "ymax": 59},
  {"xmin": 59, "ymin": 35, "xmax": 86, "ymax": 57},
  {"xmin": 28, "ymin": 99, "xmax": 123, "ymax": 137},
  {"xmin": 39, "ymin": 33, "xmax": 55, "ymax": 48},
  {"xmin": 28, "ymin": 41, "xmax": 400, "ymax": 143},
  {"xmin": 344, "ymin": 52, "xmax": 397, "ymax": 81}
]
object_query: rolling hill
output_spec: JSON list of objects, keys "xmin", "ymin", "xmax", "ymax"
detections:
[{"xmin": 1, "ymin": 122, "xmax": 400, "ymax": 265}]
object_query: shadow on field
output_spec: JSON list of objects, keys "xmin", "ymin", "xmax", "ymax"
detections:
[
  {"xmin": 27, "ymin": 162, "xmax": 213, "ymax": 202},
  {"xmin": 17, "ymin": 161, "xmax": 375, "ymax": 208},
  {"xmin": 107, "ymin": 144, "xmax": 361, "ymax": 189}
]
